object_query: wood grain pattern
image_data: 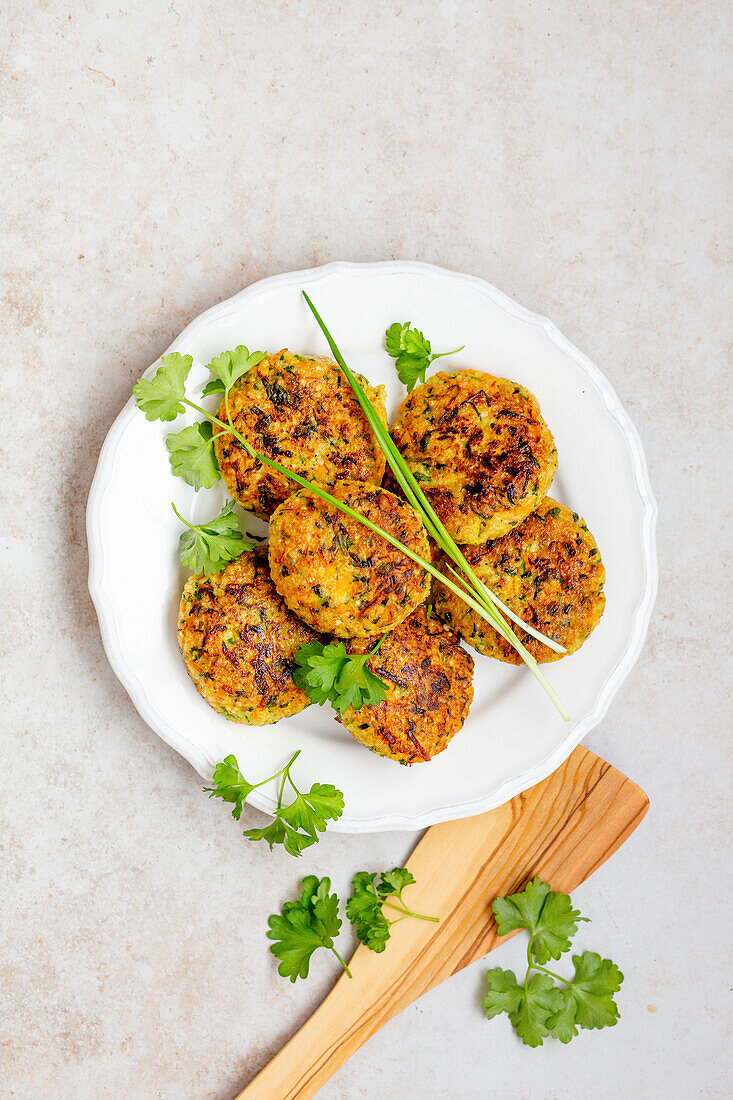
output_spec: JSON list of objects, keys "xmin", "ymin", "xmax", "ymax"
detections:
[{"xmin": 237, "ymin": 746, "xmax": 648, "ymax": 1100}]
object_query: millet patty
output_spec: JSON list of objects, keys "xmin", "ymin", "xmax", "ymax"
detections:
[
  {"xmin": 337, "ymin": 607, "xmax": 474, "ymax": 765},
  {"xmin": 268, "ymin": 480, "xmax": 431, "ymax": 638},
  {"xmin": 388, "ymin": 369, "xmax": 557, "ymax": 544},
  {"xmin": 433, "ymin": 497, "xmax": 605, "ymax": 663},
  {"xmin": 178, "ymin": 548, "xmax": 317, "ymax": 723},
  {"xmin": 213, "ymin": 350, "xmax": 388, "ymax": 517}
]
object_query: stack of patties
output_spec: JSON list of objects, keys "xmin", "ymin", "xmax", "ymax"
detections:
[{"xmin": 178, "ymin": 353, "xmax": 605, "ymax": 764}]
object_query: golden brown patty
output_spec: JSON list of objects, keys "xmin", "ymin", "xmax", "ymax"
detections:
[
  {"xmin": 177, "ymin": 549, "xmax": 317, "ymax": 723},
  {"xmin": 337, "ymin": 607, "xmax": 474, "ymax": 765},
  {"xmin": 388, "ymin": 369, "xmax": 557, "ymax": 544},
  {"xmin": 434, "ymin": 498, "xmax": 605, "ymax": 663},
  {"xmin": 268, "ymin": 480, "xmax": 431, "ymax": 638},
  {"xmin": 213, "ymin": 350, "xmax": 388, "ymax": 517}
]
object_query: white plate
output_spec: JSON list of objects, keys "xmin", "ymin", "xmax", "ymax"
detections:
[{"xmin": 87, "ymin": 261, "xmax": 657, "ymax": 832}]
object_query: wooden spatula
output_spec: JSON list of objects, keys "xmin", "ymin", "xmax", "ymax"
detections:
[{"xmin": 237, "ymin": 746, "xmax": 648, "ymax": 1100}]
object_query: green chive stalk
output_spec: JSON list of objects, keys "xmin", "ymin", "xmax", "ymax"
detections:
[{"xmin": 301, "ymin": 291, "xmax": 569, "ymax": 720}]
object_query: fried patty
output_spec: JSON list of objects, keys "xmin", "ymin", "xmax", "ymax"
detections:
[
  {"xmin": 213, "ymin": 350, "xmax": 388, "ymax": 517},
  {"xmin": 434, "ymin": 498, "xmax": 605, "ymax": 663},
  {"xmin": 337, "ymin": 607, "xmax": 474, "ymax": 765},
  {"xmin": 268, "ymin": 480, "xmax": 431, "ymax": 638},
  {"xmin": 388, "ymin": 369, "xmax": 557, "ymax": 544},
  {"xmin": 177, "ymin": 548, "xmax": 317, "ymax": 723}
]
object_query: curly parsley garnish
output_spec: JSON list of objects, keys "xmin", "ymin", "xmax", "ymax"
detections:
[
  {"xmin": 205, "ymin": 750, "xmax": 344, "ymax": 857},
  {"xmin": 346, "ymin": 868, "xmax": 438, "ymax": 953},
  {"xmin": 172, "ymin": 500, "xmax": 254, "ymax": 577},
  {"xmin": 267, "ymin": 866, "xmax": 435, "ymax": 981},
  {"xmin": 267, "ymin": 875, "xmax": 351, "ymax": 982},
  {"xmin": 483, "ymin": 877, "xmax": 623, "ymax": 1047},
  {"xmin": 384, "ymin": 321, "xmax": 464, "ymax": 392},
  {"xmin": 293, "ymin": 636, "xmax": 388, "ymax": 713},
  {"xmin": 137, "ymin": 346, "xmax": 264, "ymax": 489}
]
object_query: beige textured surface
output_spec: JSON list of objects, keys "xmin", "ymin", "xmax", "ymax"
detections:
[{"xmin": 1, "ymin": 2, "xmax": 730, "ymax": 1098}]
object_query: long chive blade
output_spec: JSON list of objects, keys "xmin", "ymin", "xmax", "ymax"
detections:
[{"xmin": 302, "ymin": 290, "xmax": 569, "ymax": 719}]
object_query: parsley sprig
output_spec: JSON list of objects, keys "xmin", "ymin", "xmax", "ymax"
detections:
[
  {"xmin": 267, "ymin": 866, "xmax": 436, "ymax": 981},
  {"xmin": 483, "ymin": 878, "xmax": 623, "ymax": 1047},
  {"xmin": 172, "ymin": 500, "xmax": 255, "ymax": 577},
  {"xmin": 140, "ymin": 347, "xmax": 263, "ymax": 491},
  {"xmin": 293, "ymin": 636, "xmax": 388, "ymax": 714},
  {"xmin": 385, "ymin": 321, "xmax": 465, "ymax": 392},
  {"xmin": 346, "ymin": 868, "xmax": 438, "ymax": 952},
  {"xmin": 205, "ymin": 750, "xmax": 344, "ymax": 857},
  {"xmin": 267, "ymin": 876, "xmax": 351, "ymax": 981}
]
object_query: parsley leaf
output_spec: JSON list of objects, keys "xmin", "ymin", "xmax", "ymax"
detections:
[
  {"xmin": 205, "ymin": 749, "xmax": 344, "ymax": 857},
  {"xmin": 493, "ymin": 875, "xmax": 585, "ymax": 963},
  {"xmin": 568, "ymin": 951, "xmax": 623, "ymax": 1028},
  {"xmin": 493, "ymin": 876, "xmax": 550, "ymax": 933},
  {"xmin": 377, "ymin": 867, "xmax": 416, "ymax": 898},
  {"xmin": 293, "ymin": 637, "xmax": 388, "ymax": 714},
  {"xmin": 484, "ymin": 969, "xmax": 564, "ymax": 1048},
  {"xmin": 174, "ymin": 500, "xmax": 254, "ymax": 577},
  {"xmin": 483, "ymin": 879, "xmax": 623, "ymax": 1047},
  {"xmin": 346, "ymin": 873, "xmax": 390, "ymax": 952},
  {"xmin": 509, "ymin": 973, "xmax": 565, "ymax": 1048},
  {"xmin": 202, "ymin": 345, "xmax": 265, "ymax": 396},
  {"xmin": 548, "ymin": 952, "xmax": 623, "ymax": 1040},
  {"xmin": 293, "ymin": 641, "xmax": 348, "ymax": 705},
  {"xmin": 346, "ymin": 867, "xmax": 438, "ymax": 953},
  {"xmin": 244, "ymin": 817, "xmax": 318, "ymax": 858},
  {"xmin": 384, "ymin": 321, "xmax": 464, "ymax": 392},
  {"xmin": 133, "ymin": 352, "xmax": 193, "ymax": 420},
  {"xmin": 545, "ymin": 986, "xmax": 579, "ymax": 1044},
  {"xmin": 277, "ymin": 783, "xmax": 345, "ymax": 837},
  {"xmin": 204, "ymin": 754, "xmax": 256, "ymax": 820},
  {"xmin": 166, "ymin": 421, "xmax": 221, "ymax": 490},
  {"xmin": 531, "ymin": 890, "xmax": 586, "ymax": 963},
  {"xmin": 334, "ymin": 656, "xmax": 386, "ymax": 713},
  {"xmin": 267, "ymin": 876, "xmax": 350, "ymax": 982},
  {"xmin": 482, "ymin": 968, "xmax": 524, "ymax": 1019}
]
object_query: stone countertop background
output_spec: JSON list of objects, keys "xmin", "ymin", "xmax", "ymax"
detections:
[{"xmin": 1, "ymin": 2, "xmax": 730, "ymax": 1097}]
